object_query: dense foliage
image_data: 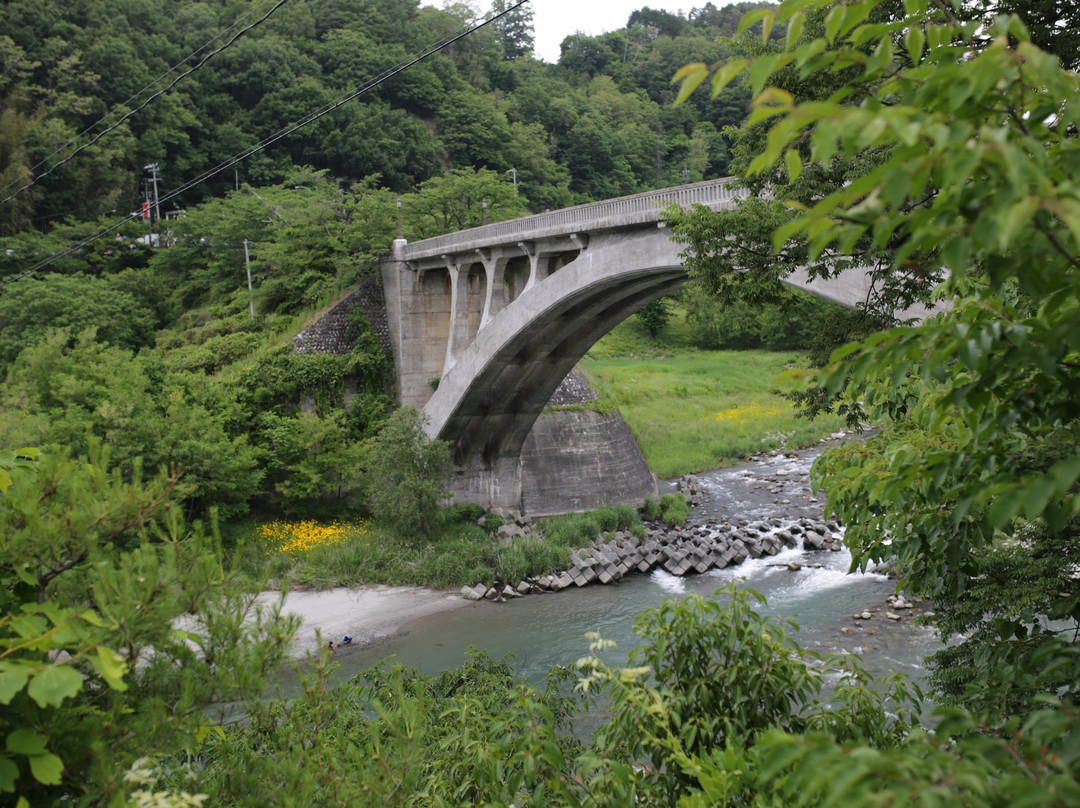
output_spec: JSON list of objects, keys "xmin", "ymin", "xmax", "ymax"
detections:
[
  {"xmin": 0, "ymin": 449, "xmax": 296, "ymax": 805},
  {"xmin": 666, "ymin": 0, "xmax": 1080, "ymax": 801},
  {"xmin": 0, "ymin": 0, "xmax": 769, "ymax": 235}
]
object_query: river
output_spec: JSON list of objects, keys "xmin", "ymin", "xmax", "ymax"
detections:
[{"xmin": 327, "ymin": 438, "xmax": 942, "ymax": 692}]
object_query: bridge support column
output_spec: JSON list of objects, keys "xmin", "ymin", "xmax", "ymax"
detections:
[
  {"xmin": 477, "ymin": 249, "xmax": 512, "ymax": 329},
  {"xmin": 448, "ymin": 453, "xmax": 523, "ymax": 512},
  {"xmin": 442, "ymin": 255, "xmax": 470, "ymax": 375}
]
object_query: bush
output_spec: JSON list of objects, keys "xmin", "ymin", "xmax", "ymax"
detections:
[
  {"xmin": 614, "ymin": 503, "xmax": 639, "ymax": 529},
  {"xmin": 481, "ymin": 512, "xmax": 505, "ymax": 533},
  {"xmin": 592, "ymin": 506, "xmax": 619, "ymax": 533},
  {"xmin": 446, "ymin": 502, "xmax": 485, "ymax": 525},
  {"xmin": 493, "ymin": 536, "xmax": 570, "ymax": 585},
  {"xmin": 540, "ymin": 512, "xmax": 602, "ymax": 548},
  {"xmin": 642, "ymin": 496, "xmax": 662, "ymax": 521},
  {"xmin": 660, "ymin": 493, "xmax": 689, "ymax": 527}
]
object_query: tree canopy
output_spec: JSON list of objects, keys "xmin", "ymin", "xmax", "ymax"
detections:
[{"xmin": 667, "ymin": 0, "xmax": 1080, "ymax": 777}]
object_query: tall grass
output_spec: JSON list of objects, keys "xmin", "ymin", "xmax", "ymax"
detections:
[{"xmin": 581, "ymin": 350, "xmax": 847, "ymax": 477}]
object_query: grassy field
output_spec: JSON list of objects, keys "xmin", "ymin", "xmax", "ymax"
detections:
[{"xmin": 578, "ymin": 309, "xmax": 848, "ymax": 478}]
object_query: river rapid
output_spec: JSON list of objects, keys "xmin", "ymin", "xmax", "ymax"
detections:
[{"xmin": 329, "ymin": 438, "xmax": 942, "ymax": 691}]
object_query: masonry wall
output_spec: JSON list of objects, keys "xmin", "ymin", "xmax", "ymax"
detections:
[{"xmin": 293, "ymin": 275, "xmax": 392, "ymax": 357}]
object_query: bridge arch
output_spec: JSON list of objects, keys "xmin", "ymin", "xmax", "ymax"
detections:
[{"xmin": 379, "ymin": 178, "xmax": 910, "ymax": 510}]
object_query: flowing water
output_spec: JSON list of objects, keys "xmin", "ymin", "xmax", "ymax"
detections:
[{"xmin": 328, "ymin": 440, "xmax": 942, "ymax": 690}]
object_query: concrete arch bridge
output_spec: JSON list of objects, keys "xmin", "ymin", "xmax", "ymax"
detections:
[{"xmin": 379, "ymin": 178, "xmax": 880, "ymax": 514}]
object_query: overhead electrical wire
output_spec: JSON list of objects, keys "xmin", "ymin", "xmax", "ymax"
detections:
[
  {"xmin": 0, "ymin": 0, "xmax": 293, "ymax": 206},
  {"xmin": 0, "ymin": 0, "xmax": 531, "ymax": 289}
]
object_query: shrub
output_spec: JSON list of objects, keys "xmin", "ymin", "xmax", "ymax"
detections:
[
  {"xmin": 494, "ymin": 536, "xmax": 571, "ymax": 584},
  {"xmin": 593, "ymin": 506, "xmax": 619, "ymax": 533},
  {"xmin": 541, "ymin": 512, "xmax": 601, "ymax": 548},
  {"xmin": 660, "ymin": 493, "xmax": 689, "ymax": 527},
  {"xmin": 482, "ymin": 512, "xmax": 505, "ymax": 533},
  {"xmin": 446, "ymin": 502, "xmax": 485, "ymax": 525},
  {"xmin": 642, "ymin": 496, "xmax": 662, "ymax": 521},
  {"xmin": 614, "ymin": 503, "xmax": 639, "ymax": 529}
]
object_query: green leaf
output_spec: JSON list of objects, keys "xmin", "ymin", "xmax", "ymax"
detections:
[
  {"xmin": 28, "ymin": 752, "xmax": 63, "ymax": 786},
  {"xmin": 0, "ymin": 664, "xmax": 30, "ymax": 704},
  {"xmin": 1050, "ymin": 454, "xmax": 1080, "ymax": 496},
  {"xmin": 987, "ymin": 488, "xmax": 1023, "ymax": 530},
  {"xmin": 736, "ymin": 8, "xmax": 773, "ymax": 37},
  {"xmin": 824, "ymin": 4, "xmax": 844, "ymax": 43},
  {"xmin": 26, "ymin": 664, "xmax": 83, "ymax": 708},
  {"xmin": 749, "ymin": 54, "xmax": 786, "ymax": 96},
  {"xmin": 88, "ymin": 648, "xmax": 128, "ymax": 692},
  {"xmin": 905, "ymin": 25, "xmax": 925, "ymax": 65},
  {"xmin": 1021, "ymin": 475, "xmax": 1057, "ymax": 519},
  {"xmin": 7, "ymin": 728, "xmax": 48, "ymax": 755},
  {"xmin": 710, "ymin": 59, "xmax": 749, "ymax": 98},
  {"xmin": 672, "ymin": 63, "xmax": 709, "ymax": 106},
  {"xmin": 785, "ymin": 149, "xmax": 803, "ymax": 182},
  {"xmin": 0, "ymin": 759, "xmax": 17, "ymax": 792}
]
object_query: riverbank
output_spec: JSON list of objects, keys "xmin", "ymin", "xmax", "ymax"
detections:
[{"xmin": 260, "ymin": 584, "xmax": 470, "ymax": 658}]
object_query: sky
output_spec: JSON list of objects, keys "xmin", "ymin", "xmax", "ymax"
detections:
[{"xmin": 529, "ymin": 0, "xmax": 723, "ymax": 63}]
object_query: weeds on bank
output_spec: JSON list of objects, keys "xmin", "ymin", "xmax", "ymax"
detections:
[{"xmin": 225, "ymin": 501, "xmax": 685, "ymax": 591}]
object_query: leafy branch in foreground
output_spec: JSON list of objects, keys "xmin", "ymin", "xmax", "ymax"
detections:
[
  {"xmin": 670, "ymin": 0, "xmax": 1080, "ymax": 741},
  {"xmin": 0, "ymin": 446, "xmax": 297, "ymax": 805}
]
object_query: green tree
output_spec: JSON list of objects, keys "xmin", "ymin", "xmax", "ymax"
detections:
[
  {"xmin": 671, "ymin": 0, "xmax": 1080, "ymax": 730},
  {"xmin": 0, "ymin": 331, "xmax": 264, "ymax": 519},
  {"xmin": 636, "ymin": 297, "xmax": 671, "ymax": 339},
  {"xmin": 0, "ymin": 447, "xmax": 295, "ymax": 804},
  {"xmin": 0, "ymin": 273, "xmax": 158, "ymax": 372},
  {"xmin": 402, "ymin": 167, "xmax": 526, "ymax": 238},
  {"xmin": 491, "ymin": 0, "xmax": 535, "ymax": 59},
  {"xmin": 365, "ymin": 406, "xmax": 449, "ymax": 538},
  {"xmin": 267, "ymin": 411, "xmax": 367, "ymax": 513}
]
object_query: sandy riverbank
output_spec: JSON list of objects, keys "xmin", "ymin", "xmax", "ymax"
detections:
[{"xmin": 258, "ymin": 585, "xmax": 471, "ymax": 658}]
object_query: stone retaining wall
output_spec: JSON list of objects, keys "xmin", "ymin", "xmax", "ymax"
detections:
[{"xmin": 293, "ymin": 275, "xmax": 391, "ymax": 356}]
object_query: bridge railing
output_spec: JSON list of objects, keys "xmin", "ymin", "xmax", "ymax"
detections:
[{"xmin": 398, "ymin": 177, "xmax": 745, "ymax": 261}]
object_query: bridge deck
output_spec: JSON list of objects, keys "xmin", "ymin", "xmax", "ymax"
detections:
[{"xmin": 397, "ymin": 177, "xmax": 742, "ymax": 261}]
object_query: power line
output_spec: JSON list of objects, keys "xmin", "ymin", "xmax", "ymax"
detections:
[
  {"xmin": 0, "ymin": 0, "xmax": 531, "ymax": 289},
  {"xmin": 0, "ymin": 0, "xmax": 293, "ymax": 206}
]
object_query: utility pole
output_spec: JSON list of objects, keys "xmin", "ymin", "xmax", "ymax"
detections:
[
  {"xmin": 144, "ymin": 163, "xmax": 162, "ymax": 223},
  {"xmin": 243, "ymin": 239, "xmax": 255, "ymax": 319}
]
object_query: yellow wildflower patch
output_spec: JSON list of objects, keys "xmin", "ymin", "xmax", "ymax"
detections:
[
  {"xmin": 713, "ymin": 401, "xmax": 789, "ymax": 422},
  {"xmin": 257, "ymin": 520, "xmax": 367, "ymax": 556}
]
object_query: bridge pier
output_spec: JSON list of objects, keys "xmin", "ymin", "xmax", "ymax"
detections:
[{"xmin": 448, "ymin": 453, "xmax": 524, "ymax": 512}]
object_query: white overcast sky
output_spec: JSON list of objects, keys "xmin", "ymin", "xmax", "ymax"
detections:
[{"xmin": 528, "ymin": 0, "xmax": 727, "ymax": 63}]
